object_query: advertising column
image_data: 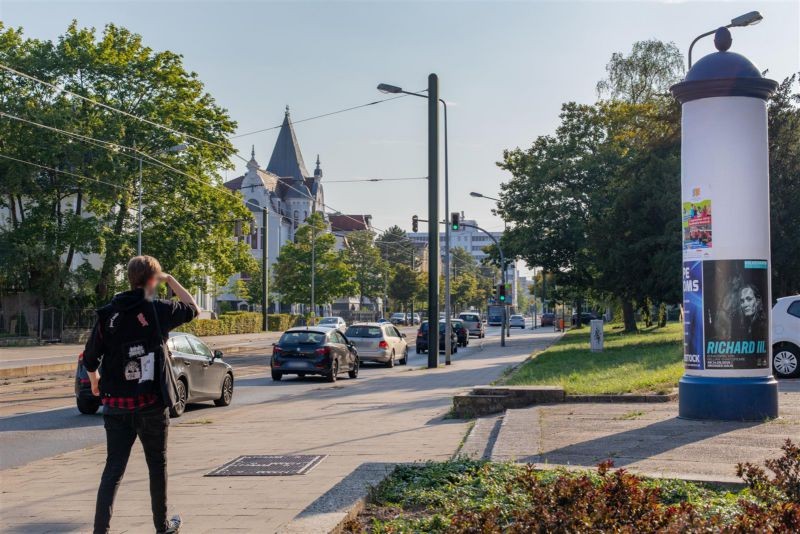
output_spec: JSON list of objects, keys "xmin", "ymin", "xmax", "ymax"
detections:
[{"xmin": 671, "ymin": 28, "xmax": 778, "ymax": 420}]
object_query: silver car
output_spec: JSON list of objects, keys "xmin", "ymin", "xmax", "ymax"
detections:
[
  {"xmin": 509, "ymin": 314, "xmax": 526, "ymax": 328},
  {"xmin": 344, "ymin": 322, "xmax": 408, "ymax": 367},
  {"xmin": 318, "ymin": 316, "xmax": 347, "ymax": 333},
  {"xmin": 458, "ymin": 312, "xmax": 485, "ymax": 338}
]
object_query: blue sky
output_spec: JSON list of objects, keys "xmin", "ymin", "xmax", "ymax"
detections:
[{"xmin": 2, "ymin": 1, "xmax": 798, "ymax": 245}]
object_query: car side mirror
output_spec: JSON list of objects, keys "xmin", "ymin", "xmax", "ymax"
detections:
[
  {"xmin": 213, "ymin": 349, "xmax": 223, "ymax": 361},
  {"xmin": 401, "ymin": 333, "xmax": 407, "ymax": 338}
]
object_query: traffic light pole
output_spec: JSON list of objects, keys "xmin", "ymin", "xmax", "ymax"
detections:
[{"xmin": 459, "ymin": 223, "xmax": 507, "ymax": 347}]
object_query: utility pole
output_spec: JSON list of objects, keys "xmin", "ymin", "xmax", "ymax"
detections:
[
  {"xmin": 410, "ymin": 249, "xmax": 415, "ymax": 326},
  {"xmin": 311, "ymin": 223, "xmax": 316, "ymax": 325},
  {"xmin": 261, "ymin": 208, "xmax": 268, "ymax": 331},
  {"xmin": 427, "ymin": 73, "xmax": 440, "ymax": 369},
  {"xmin": 136, "ymin": 140, "xmax": 142, "ymax": 256},
  {"xmin": 443, "ymin": 100, "xmax": 452, "ymax": 366}
]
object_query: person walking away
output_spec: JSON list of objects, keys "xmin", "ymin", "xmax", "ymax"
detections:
[{"xmin": 83, "ymin": 256, "xmax": 198, "ymax": 534}]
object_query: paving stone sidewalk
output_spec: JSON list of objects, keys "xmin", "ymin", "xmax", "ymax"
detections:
[
  {"xmin": 0, "ymin": 330, "xmax": 560, "ymax": 533},
  {"xmin": 469, "ymin": 380, "xmax": 800, "ymax": 484}
]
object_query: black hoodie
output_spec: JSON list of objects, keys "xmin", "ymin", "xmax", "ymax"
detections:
[{"xmin": 83, "ymin": 288, "xmax": 197, "ymax": 404}]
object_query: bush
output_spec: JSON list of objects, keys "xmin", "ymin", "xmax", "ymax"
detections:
[
  {"xmin": 175, "ymin": 312, "xmax": 301, "ymax": 337},
  {"xmin": 347, "ymin": 440, "xmax": 800, "ymax": 533}
]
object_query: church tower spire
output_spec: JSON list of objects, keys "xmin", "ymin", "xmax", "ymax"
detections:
[
  {"xmin": 314, "ymin": 154, "xmax": 323, "ymax": 178},
  {"xmin": 267, "ymin": 106, "xmax": 309, "ymax": 180}
]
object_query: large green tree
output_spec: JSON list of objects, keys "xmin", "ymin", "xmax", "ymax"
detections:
[
  {"xmin": 272, "ymin": 213, "xmax": 355, "ymax": 308},
  {"xmin": 376, "ymin": 225, "xmax": 415, "ymax": 267},
  {"xmin": 345, "ymin": 230, "xmax": 387, "ymax": 305},
  {"xmin": 0, "ymin": 22, "xmax": 256, "ymax": 306},
  {"xmin": 768, "ymin": 74, "xmax": 800, "ymax": 298},
  {"xmin": 388, "ymin": 264, "xmax": 422, "ymax": 311}
]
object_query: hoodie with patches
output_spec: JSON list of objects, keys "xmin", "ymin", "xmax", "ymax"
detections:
[{"xmin": 83, "ymin": 288, "xmax": 196, "ymax": 407}]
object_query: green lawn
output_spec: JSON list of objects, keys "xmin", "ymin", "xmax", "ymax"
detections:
[{"xmin": 502, "ymin": 322, "xmax": 683, "ymax": 395}]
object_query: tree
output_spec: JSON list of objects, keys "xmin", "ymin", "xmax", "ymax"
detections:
[
  {"xmin": 451, "ymin": 272, "xmax": 478, "ymax": 312},
  {"xmin": 0, "ymin": 22, "xmax": 256, "ymax": 307},
  {"xmin": 376, "ymin": 225, "xmax": 415, "ymax": 267},
  {"xmin": 596, "ymin": 40, "xmax": 684, "ymax": 104},
  {"xmin": 498, "ymin": 40, "xmax": 685, "ymax": 332},
  {"xmin": 345, "ymin": 230, "xmax": 387, "ymax": 306},
  {"xmin": 388, "ymin": 264, "xmax": 422, "ymax": 310},
  {"xmin": 272, "ymin": 213, "xmax": 355, "ymax": 308},
  {"xmin": 768, "ymin": 74, "xmax": 800, "ymax": 298}
]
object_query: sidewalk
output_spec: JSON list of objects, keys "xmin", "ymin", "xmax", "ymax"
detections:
[
  {"xmin": 0, "ymin": 330, "xmax": 560, "ymax": 533},
  {"xmin": 463, "ymin": 380, "xmax": 800, "ymax": 484},
  {"xmin": 0, "ymin": 331, "xmax": 284, "ymax": 378}
]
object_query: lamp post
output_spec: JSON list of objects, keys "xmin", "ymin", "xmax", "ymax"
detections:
[
  {"xmin": 136, "ymin": 142, "xmax": 188, "ymax": 255},
  {"xmin": 245, "ymin": 201, "xmax": 270, "ymax": 332},
  {"xmin": 378, "ymin": 78, "xmax": 444, "ymax": 368},
  {"xmin": 470, "ymin": 191, "xmax": 511, "ymax": 340},
  {"xmin": 687, "ymin": 10, "xmax": 762, "ymax": 68}
]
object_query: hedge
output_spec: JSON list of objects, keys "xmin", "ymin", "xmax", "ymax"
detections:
[{"xmin": 175, "ymin": 312, "xmax": 301, "ymax": 337}]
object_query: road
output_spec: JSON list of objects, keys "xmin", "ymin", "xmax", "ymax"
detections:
[{"xmin": 0, "ymin": 323, "xmax": 532, "ymax": 469}]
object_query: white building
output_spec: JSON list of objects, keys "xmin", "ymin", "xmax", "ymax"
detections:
[
  {"xmin": 220, "ymin": 107, "xmax": 325, "ymax": 313},
  {"xmin": 407, "ymin": 213, "xmax": 520, "ymax": 306}
]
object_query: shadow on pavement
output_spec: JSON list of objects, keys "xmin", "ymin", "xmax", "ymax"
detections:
[
  {"xmin": 0, "ymin": 405, "xmax": 102, "ymax": 432},
  {"xmin": 5, "ymin": 521, "xmax": 86, "ymax": 533},
  {"xmin": 524, "ymin": 416, "xmax": 761, "ymax": 468}
]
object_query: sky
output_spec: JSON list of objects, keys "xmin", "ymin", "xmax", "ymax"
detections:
[{"xmin": 2, "ymin": 0, "xmax": 799, "ymax": 257}]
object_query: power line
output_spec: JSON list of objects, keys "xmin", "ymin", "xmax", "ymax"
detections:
[
  {"xmin": 230, "ymin": 94, "xmax": 413, "ymax": 139},
  {"xmin": 0, "ymin": 152, "xmax": 130, "ymax": 192},
  {"xmin": 325, "ymin": 177, "xmax": 427, "ymax": 183}
]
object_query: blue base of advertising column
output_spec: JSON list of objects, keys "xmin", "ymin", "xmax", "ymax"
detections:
[{"xmin": 679, "ymin": 375, "xmax": 778, "ymax": 421}]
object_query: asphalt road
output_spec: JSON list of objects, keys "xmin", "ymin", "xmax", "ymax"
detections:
[{"xmin": 0, "ymin": 324, "xmax": 523, "ymax": 469}]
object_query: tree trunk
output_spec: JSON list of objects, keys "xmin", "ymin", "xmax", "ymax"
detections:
[
  {"xmin": 96, "ymin": 196, "xmax": 129, "ymax": 302},
  {"xmin": 574, "ymin": 295, "xmax": 584, "ymax": 329},
  {"xmin": 62, "ymin": 191, "xmax": 82, "ymax": 290},
  {"xmin": 621, "ymin": 299, "xmax": 638, "ymax": 333}
]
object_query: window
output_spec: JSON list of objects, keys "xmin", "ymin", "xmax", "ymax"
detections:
[
  {"xmin": 171, "ymin": 335, "xmax": 193, "ymax": 354},
  {"xmin": 188, "ymin": 336, "xmax": 213, "ymax": 358},
  {"xmin": 346, "ymin": 326, "xmax": 382, "ymax": 338},
  {"xmin": 788, "ymin": 300, "xmax": 800, "ymax": 319}
]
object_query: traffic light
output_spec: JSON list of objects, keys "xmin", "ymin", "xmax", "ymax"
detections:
[
  {"xmin": 412, "ymin": 215, "xmax": 419, "ymax": 232},
  {"xmin": 451, "ymin": 212, "xmax": 460, "ymax": 231},
  {"xmin": 497, "ymin": 283, "xmax": 506, "ymax": 303}
]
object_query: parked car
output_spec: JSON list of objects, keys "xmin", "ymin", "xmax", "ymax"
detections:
[
  {"xmin": 772, "ymin": 295, "xmax": 800, "ymax": 379},
  {"xmin": 317, "ymin": 316, "xmax": 347, "ymax": 333},
  {"xmin": 345, "ymin": 323, "xmax": 408, "ymax": 367},
  {"xmin": 509, "ymin": 314, "xmax": 526, "ymax": 328},
  {"xmin": 572, "ymin": 311, "xmax": 600, "ymax": 326},
  {"xmin": 451, "ymin": 319, "xmax": 469, "ymax": 347},
  {"xmin": 75, "ymin": 332, "xmax": 234, "ymax": 417},
  {"xmin": 416, "ymin": 321, "xmax": 458, "ymax": 354},
  {"xmin": 376, "ymin": 317, "xmax": 390, "ymax": 324},
  {"xmin": 458, "ymin": 312, "xmax": 485, "ymax": 338},
  {"xmin": 540, "ymin": 312, "xmax": 555, "ymax": 327},
  {"xmin": 271, "ymin": 327, "xmax": 358, "ymax": 382}
]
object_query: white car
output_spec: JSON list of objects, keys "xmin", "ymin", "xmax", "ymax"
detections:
[
  {"xmin": 317, "ymin": 316, "xmax": 347, "ymax": 333},
  {"xmin": 772, "ymin": 295, "xmax": 800, "ymax": 379},
  {"xmin": 344, "ymin": 323, "xmax": 408, "ymax": 367},
  {"xmin": 509, "ymin": 314, "xmax": 526, "ymax": 328}
]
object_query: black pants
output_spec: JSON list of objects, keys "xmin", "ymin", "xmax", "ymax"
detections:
[{"xmin": 94, "ymin": 405, "xmax": 170, "ymax": 534}]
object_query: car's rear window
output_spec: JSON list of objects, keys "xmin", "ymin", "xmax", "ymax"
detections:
[
  {"xmin": 279, "ymin": 331, "xmax": 326, "ymax": 345},
  {"xmin": 345, "ymin": 326, "xmax": 382, "ymax": 338},
  {"xmin": 319, "ymin": 318, "xmax": 337, "ymax": 324},
  {"xmin": 460, "ymin": 314, "xmax": 479, "ymax": 322}
]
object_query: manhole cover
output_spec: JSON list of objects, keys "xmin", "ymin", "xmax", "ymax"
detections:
[{"xmin": 206, "ymin": 455, "xmax": 326, "ymax": 476}]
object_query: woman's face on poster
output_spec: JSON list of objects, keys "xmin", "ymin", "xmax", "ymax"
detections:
[{"xmin": 739, "ymin": 287, "xmax": 759, "ymax": 317}]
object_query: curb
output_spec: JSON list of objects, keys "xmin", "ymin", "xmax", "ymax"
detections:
[
  {"xmin": 0, "ymin": 363, "xmax": 75, "ymax": 380},
  {"xmin": 278, "ymin": 462, "xmax": 396, "ymax": 534}
]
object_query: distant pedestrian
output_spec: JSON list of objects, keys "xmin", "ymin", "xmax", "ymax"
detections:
[{"xmin": 83, "ymin": 256, "xmax": 198, "ymax": 534}]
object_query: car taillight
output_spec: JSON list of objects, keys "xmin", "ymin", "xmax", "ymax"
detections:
[
  {"xmin": 417, "ymin": 331, "xmax": 424, "ymax": 337},
  {"xmin": 272, "ymin": 346, "xmax": 283, "ymax": 356},
  {"xmin": 315, "ymin": 346, "xmax": 331, "ymax": 357},
  {"xmin": 78, "ymin": 351, "xmax": 84, "ymax": 362},
  {"xmin": 378, "ymin": 340, "xmax": 388, "ymax": 349}
]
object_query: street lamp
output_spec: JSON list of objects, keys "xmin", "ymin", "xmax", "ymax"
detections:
[
  {"xmin": 378, "ymin": 78, "xmax": 450, "ymax": 366},
  {"xmin": 687, "ymin": 11, "xmax": 762, "ymax": 68},
  {"xmin": 137, "ymin": 142, "xmax": 189, "ymax": 255}
]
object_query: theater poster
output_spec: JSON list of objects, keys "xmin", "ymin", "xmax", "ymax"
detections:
[
  {"xmin": 702, "ymin": 259, "xmax": 769, "ymax": 370},
  {"xmin": 682, "ymin": 260, "xmax": 704, "ymax": 370}
]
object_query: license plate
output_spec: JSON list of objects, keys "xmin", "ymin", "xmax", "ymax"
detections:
[{"xmin": 285, "ymin": 362, "xmax": 307, "ymax": 369}]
